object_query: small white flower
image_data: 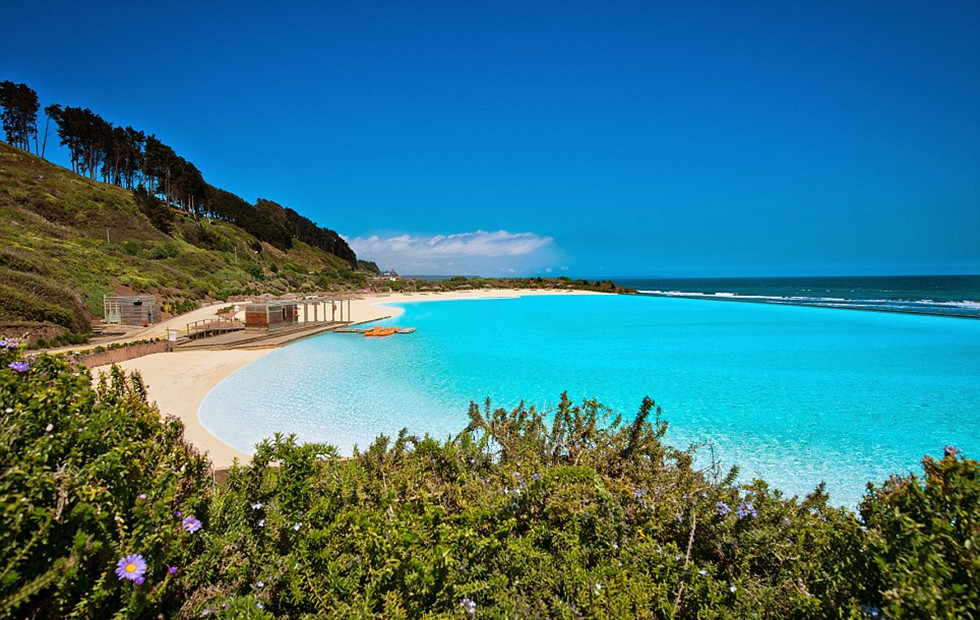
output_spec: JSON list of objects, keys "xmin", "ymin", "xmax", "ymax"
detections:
[
  {"xmin": 45, "ymin": 423, "xmax": 53, "ymax": 432},
  {"xmin": 730, "ymin": 585, "xmax": 737, "ymax": 593},
  {"xmin": 257, "ymin": 519, "xmax": 265, "ymax": 527},
  {"xmin": 293, "ymin": 522, "xmax": 301, "ymax": 531},
  {"xmin": 256, "ymin": 581, "xmax": 264, "ymax": 588},
  {"xmin": 251, "ymin": 502, "xmax": 263, "ymax": 510}
]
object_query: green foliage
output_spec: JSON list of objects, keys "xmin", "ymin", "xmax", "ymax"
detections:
[
  {"xmin": 357, "ymin": 259, "xmax": 381, "ymax": 275},
  {"xmin": 163, "ymin": 299, "xmax": 199, "ymax": 316},
  {"xmin": 133, "ymin": 186, "xmax": 175, "ymax": 234},
  {"xmin": 0, "ymin": 345, "xmax": 214, "ymax": 619},
  {"xmin": 148, "ymin": 241, "xmax": 180, "ymax": 260},
  {"xmin": 858, "ymin": 447, "xmax": 979, "ymax": 619},
  {"xmin": 1, "ymin": 345, "xmax": 975, "ymax": 618},
  {"xmin": 30, "ymin": 331, "xmax": 90, "ymax": 349},
  {"xmin": 187, "ymin": 395, "xmax": 878, "ymax": 619},
  {"xmin": 0, "ymin": 82, "xmax": 39, "ymax": 152},
  {"xmin": 0, "ymin": 268, "xmax": 90, "ymax": 333}
]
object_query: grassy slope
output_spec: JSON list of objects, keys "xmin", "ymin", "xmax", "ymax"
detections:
[{"xmin": 0, "ymin": 141, "xmax": 362, "ymax": 338}]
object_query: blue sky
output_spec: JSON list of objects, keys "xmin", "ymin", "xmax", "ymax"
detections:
[{"xmin": 2, "ymin": 1, "xmax": 978, "ymax": 277}]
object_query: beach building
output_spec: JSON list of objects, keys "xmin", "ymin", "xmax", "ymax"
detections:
[
  {"xmin": 242, "ymin": 298, "xmax": 352, "ymax": 329},
  {"xmin": 103, "ymin": 295, "xmax": 160, "ymax": 326},
  {"xmin": 243, "ymin": 301, "xmax": 299, "ymax": 329}
]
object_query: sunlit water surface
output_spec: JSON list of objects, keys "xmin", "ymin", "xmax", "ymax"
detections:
[{"xmin": 200, "ymin": 295, "xmax": 980, "ymax": 507}]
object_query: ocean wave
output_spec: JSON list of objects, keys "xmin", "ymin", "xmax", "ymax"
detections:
[{"xmin": 638, "ymin": 290, "xmax": 980, "ymax": 315}]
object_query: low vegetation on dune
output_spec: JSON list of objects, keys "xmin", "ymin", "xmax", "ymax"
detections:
[
  {"xmin": 0, "ymin": 141, "xmax": 368, "ymax": 344},
  {"xmin": 1, "ymin": 344, "xmax": 976, "ymax": 619}
]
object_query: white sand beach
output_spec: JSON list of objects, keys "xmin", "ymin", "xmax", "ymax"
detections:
[{"xmin": 102, "ymin": 288, "xmax": 602, "ymax": 468}]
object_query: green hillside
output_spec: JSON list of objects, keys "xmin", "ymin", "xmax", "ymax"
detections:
[{"xmin": 0, "ymin": 141, "xmax": 366, "ymax": 342}]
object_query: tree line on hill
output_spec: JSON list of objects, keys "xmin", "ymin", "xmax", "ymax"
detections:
[{"xmin": 0, "ymin": 80, "xmax": 356, "ymax": 266}]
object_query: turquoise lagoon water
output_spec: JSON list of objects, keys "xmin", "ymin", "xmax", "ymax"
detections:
[{"xmin": 200, "ymin": 295, "xmax": 980, "ymax": 507}]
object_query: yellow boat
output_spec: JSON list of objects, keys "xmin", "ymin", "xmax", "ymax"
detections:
[{"xmin": 364, "ymin": 326, "xmax": 398, "ymax": 337}]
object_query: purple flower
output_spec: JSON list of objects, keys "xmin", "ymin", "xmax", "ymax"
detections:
[
  {"xmin": 944, "ymin": 445, "xmax": 959, "ymax": 458},
  {"xmin": 460, "ymin": 598, "xmax": 476, "ymax": 615},
  {"xmin": 181, "ymin": 515, "xmax": 202, "ymax": 533},
  {"xmin": 134, "ymin": 576, "xmax": 145, "ymax": 585},
  {"xmin": 716, "ymin": 501, "xmax": 732, "ymax": 516},
  {"xmin": 138, "ymin": 493, "xmax": 147, "ymax": 501},
  {"xmin": 168, "ymin": 566, "xmax": 178, "ymax": 575},
  {"xmin": 8, "ymin": 361, "xmax": 29, "ymax": 373},
  {"xmin": 115, "ymin": 554, "xmax": 147, "ymax": 582},
  {"xmin": 736, "ymin": 502, "xmax": 758, "ymax": 519}
]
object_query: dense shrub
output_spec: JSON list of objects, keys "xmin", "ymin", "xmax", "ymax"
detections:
[
  {"xmin": 0, "ymin": 269, "xmax": 90, "ymax": 333},
  {"xmin": 0, "ymin": 344, "xmax": 213, "ymax": 618},
  {"xmin": 133, "ymin": 186, "xmax": 175, "ymax": 234},
  {"xmin": 859, "ymin": 447, "xmax": 979, "ymax": 618},
  {"xmin": 0, "ymin": 345, "xmax": 976, "ymax": 618},
  {"xmin": 189, "ymin": 397, "xmax": 881, "ymax": 619}
]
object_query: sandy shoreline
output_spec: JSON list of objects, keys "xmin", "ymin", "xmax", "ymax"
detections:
[{"xmin": 106, "ymin": 288, "xmax": 602, "ymax": 468}]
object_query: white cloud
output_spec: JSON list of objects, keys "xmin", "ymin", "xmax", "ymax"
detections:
[{"xmin": 347, "ymin": 230, "xmax": 557, "ymax": 275}]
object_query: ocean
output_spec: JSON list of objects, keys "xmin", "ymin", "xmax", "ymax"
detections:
[
  {"xmin": 617, "ymin": 274, "xmax": 980, "ymax": 318},
  {"xmin": 200, "ymin": 276, "xmax": 980, "ymax": 508}
]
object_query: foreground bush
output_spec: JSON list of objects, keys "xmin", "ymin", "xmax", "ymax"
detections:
[
  {"xmin": 0, "ymin": 344, "xmax": 213, "ymax": 618},
  {"xmin": 1, "ymin": 346, "xmax": 976, "ymax": 618},
  {"xmin": 194, "ymin": 397, "xmax": 877, "ymax": 619}
]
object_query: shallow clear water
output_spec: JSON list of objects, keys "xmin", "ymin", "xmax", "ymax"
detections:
[{"xmin": 200, "ymin": 295, "xmax": 980, "ymax": 508}]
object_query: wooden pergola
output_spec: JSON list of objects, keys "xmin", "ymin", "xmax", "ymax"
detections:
[{"xmin": 295, "ymin": 297, "xmax": 352, "ymax": 323}]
